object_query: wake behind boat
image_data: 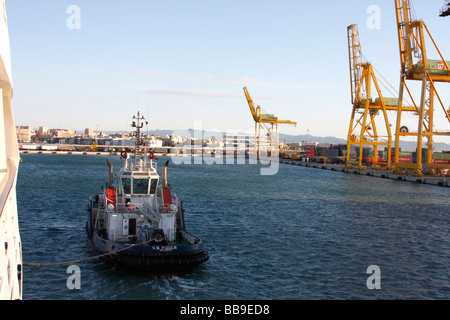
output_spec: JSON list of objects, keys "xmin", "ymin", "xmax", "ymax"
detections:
[{"xmin": 86, "ymin": 113, "xmax": 209, "ymax": 273}]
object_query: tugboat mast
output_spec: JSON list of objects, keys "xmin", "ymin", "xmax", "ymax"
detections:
[{"xmin": 131, "ymin": 112, "xmax": 148, "ymax": 167}]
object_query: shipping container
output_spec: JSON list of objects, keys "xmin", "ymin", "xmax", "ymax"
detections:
[
  {"xmin": 398, "ymin": 156, "xmax": 413, "ymax": 162},
  {"xmin": 434, "ymin": 153, "xmax": 450, "ymax": 160},
  {"xmin": 428, "ymin": 59, "xmax": 450, "ymax": 68},
  {"xmin": 374, "ymin": 97, "xmax": 399, "ymax": 106},
  {"xmin": 391, "ymin": 151, "xmax": 413, "ymax": 156},
  {"xmin": 365, "ymin": 158, "xmax": 385, "ymax": 163},
  {"xmin": 312, "ymin": 156, "xmax": 328, "ymax": 163},
  {"xmin": 262, "ymin": 114, "xmax": 276, "ymax": 120},
  {"xmin": 425, "ymin": 59, "xmax": 450, "ymax": 75},
  {"xmin": 433, "ymin": 159, "xmax": 450, "ymax": 164}
]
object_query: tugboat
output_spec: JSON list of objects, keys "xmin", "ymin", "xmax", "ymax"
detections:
[{"xmin": 86, "ymin": 113, "xmax": 209, "ymax": 273}]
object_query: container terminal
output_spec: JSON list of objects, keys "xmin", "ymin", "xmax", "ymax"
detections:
[
  {"xmin": 18, "ymin": 141, "xmax": 450, "ymax": 188},
  {"xmin": 17, "ymin": 0, "xmax": 450, "ymax": 186}
]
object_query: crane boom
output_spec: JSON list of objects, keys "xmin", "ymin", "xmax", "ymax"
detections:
[
  {"xmin": 243, "ymin": 87, "xmax": 259, "ymax": 122},
  {"xmin": 345, "ymin": 24, "xmax": 394, "ymax": 170},
  {"xmin": 395, "ymin": 0, "xmax": 415, "ymax": 76},
  {"xmin": 243, "ymin": 87, "xmax": 297, "ymax": 158},
  {"xmin": 347, "ymin": 24, "xmax": 363, "ymax": 105},
  {"xmin": 243, "ymin": 87, "xmax": 297, "ymax": 126},
  {"xmin": 393, "ymin": 0, "xmax": 450, "ymax": 176},
  {"xmin": 395, "ymin": 0, "xmax": 449, "ymax": 81}
]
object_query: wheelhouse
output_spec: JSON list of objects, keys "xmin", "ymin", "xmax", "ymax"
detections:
[{"xmin": 119, "ymin": 172, "xmax": 159, "ymax": 195}]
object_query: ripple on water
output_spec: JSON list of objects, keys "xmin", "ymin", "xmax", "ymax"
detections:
[{"xmin": 17, "ymin": 154, "xmax": 450, "ymax": 299}]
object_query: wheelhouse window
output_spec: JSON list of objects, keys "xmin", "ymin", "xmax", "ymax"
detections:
[
  {"xmin": 122, "ymin": 178, "xmax": 131, "ymax": 194},
  {"xmin": 150, "ymin": 179, "xmax": 158, "ymax": 194},
  {"xmin": 133, "ymin": 178, "xmax": 149, "ymax": 195},
  {"xmin": 122, "ymin": 176, "xmax": 158, "ymax": 195}
]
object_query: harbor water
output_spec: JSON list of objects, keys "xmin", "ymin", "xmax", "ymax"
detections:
[{"xmin": 17, "ymin": 153, "xmax": 450, "ymax": 300}]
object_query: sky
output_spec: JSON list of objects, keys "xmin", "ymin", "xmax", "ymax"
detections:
[{"xmin": 5, "ymin": 0, "xmax": 450, "ymax": 140}]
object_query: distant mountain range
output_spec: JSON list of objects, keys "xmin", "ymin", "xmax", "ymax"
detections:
[
  {"xmin": 279, "ymin": 133, "xmax": 450, "ymax": 152},
  {"xmin": 104, "ymin": 129, "xmax": 450, "ymax": 152},
  {"xmin": 278, "ymin": 133, "xmax": 346, "ymax": 145}
]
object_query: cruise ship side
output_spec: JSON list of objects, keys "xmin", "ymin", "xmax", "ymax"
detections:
[{"xmin": 0, "ymin": 0, "xmax": 22, "ymax": 300}]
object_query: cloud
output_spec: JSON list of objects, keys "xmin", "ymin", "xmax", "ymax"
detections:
[
  {"xmin": 127, "ymin": 69, "xmax": 315, "ymax": 90},
  {"xmin": 140, "ymin": 86, "xmax": 296, "ymax": 101},
  {"xmin": 128, "ymin": 69, "xmax": 265, "ymax": 86},
  {"xmin": 130, "ymin": 69, "xmax": 313, "ymax": 100},
  {"xmin": 143, "ymin": 87, "xmax": 242, "ymax": 98}
]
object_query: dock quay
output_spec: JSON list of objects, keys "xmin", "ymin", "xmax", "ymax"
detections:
[
  {"xmin": 280, "ymin": 159, "xmax": 450, "ymax": 188},
  {"xmin": 19, "ymin": 150, "xmax": 169, "ymax": 156},
  {"xmin": 19, "ymin": 150, "xmax": 449, "ymax": 187}
]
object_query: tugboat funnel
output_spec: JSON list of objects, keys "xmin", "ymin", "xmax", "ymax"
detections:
[
  {"xmin": 107, "ymin": 160, "xmax": 114, "ymax": 187},
  {"xmin": 162, "ymin": 160, "xmax": 169, "ymax": 188}
]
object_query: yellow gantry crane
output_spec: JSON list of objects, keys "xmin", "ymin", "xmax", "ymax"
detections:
[
  {"xmin": 243, "ymin": 87, "xmax": 297, "ymax": 158},
  {"xmin": 394, "ymin": 0, "xmax": 450, "ymax": 176},
  {"xmin": 346, "ymin": 24, "xmax": 397, "ymax": 170}
]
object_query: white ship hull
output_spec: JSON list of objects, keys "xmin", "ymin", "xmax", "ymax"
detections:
[{"xmin": 0, "ymin": 0, "xmax": 23, "ymax": 300}]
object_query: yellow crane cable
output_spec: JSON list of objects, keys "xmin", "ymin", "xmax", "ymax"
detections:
[{"xmin": 372, "ymin": 65, "xmax": 416, "ymax": 108}]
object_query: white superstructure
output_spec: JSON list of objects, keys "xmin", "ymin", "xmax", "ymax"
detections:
[{"xmin": 0, "ymin": 0, "xmax": 23, "ymax": 300}]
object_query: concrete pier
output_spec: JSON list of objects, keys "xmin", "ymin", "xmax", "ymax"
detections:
[
  {"xmin": 19, "ymin": 150, "xmax": 449, "ymax": 187},
  {"xmin": 280, "ymin": 159, "xmax": 449, "ymax": 188},
  {"xmin": 19, "ymin": 150, "xmax": 168, "ymax": 156}
]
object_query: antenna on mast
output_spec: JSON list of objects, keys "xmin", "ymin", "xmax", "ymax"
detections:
[{"xmin": 131, "ymin": 111, "xmax": 148, "ymax": 163}]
